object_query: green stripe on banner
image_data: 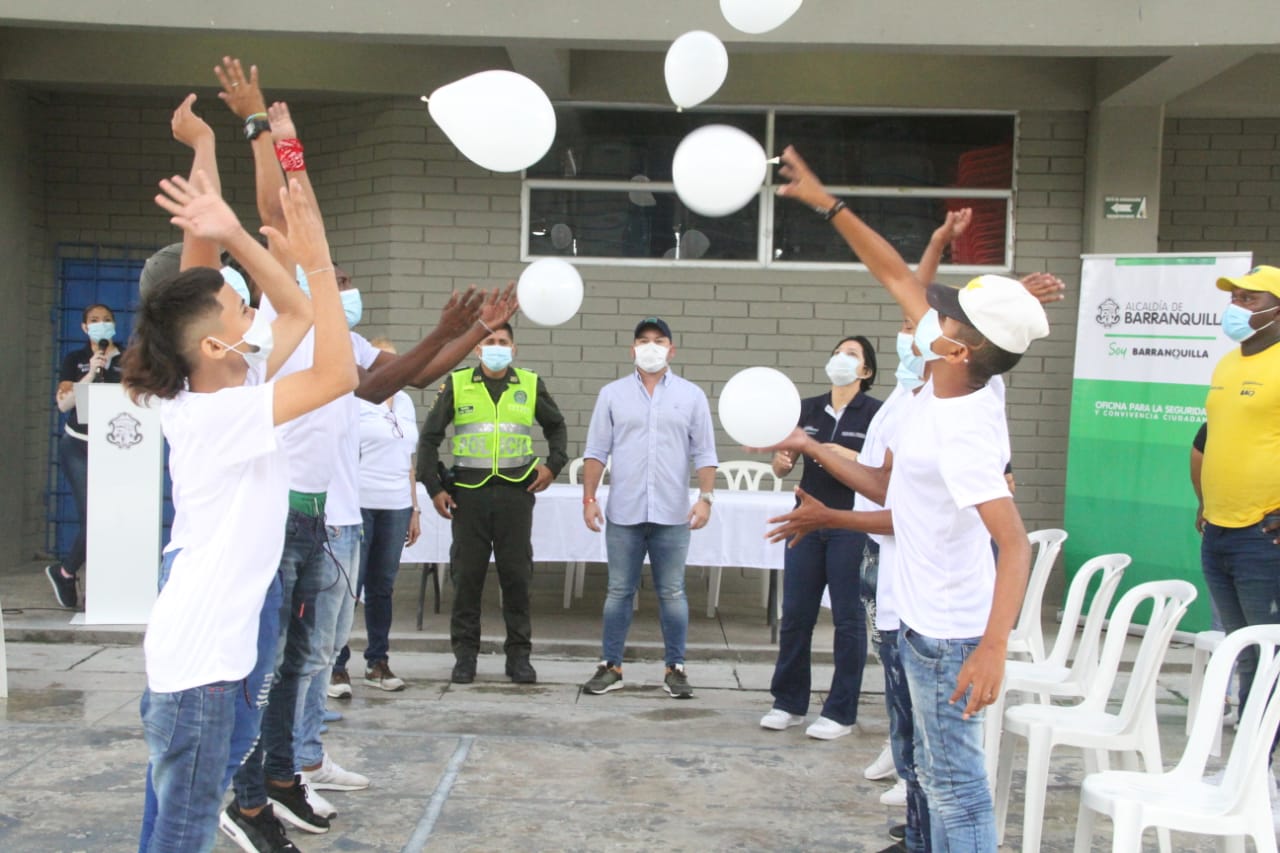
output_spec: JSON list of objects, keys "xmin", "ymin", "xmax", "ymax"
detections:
[
  {"xmin": 1064, "ymin": 378, "xmax": 1212, "ymax": 630},
  {"xmin": 1115, "ymin": 257, "xmax": 1218, "ymax": 266}
]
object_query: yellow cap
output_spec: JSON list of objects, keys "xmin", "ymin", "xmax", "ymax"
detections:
[{"xmin": 1216, "ymin": 265, "xmax": 1280, "ymax": 298}]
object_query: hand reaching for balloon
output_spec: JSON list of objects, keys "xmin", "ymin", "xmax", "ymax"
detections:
[
  {"xmin": 171, "ymin": 94, "xmax": 214, "ymax": 149},
  {"xmin": 479, "ymin": 282, "xmax": 519, "ymax": 330},
  {"xmin": 267, "ymin": 101, "xmax": 298, "ymax": 140},
  {"xmin": 215, "ymin": 56, "xmax": 267, "ymax": 121},
  {"xmin": 436, "ymin": 287, "xmax": 482, "ymax": 339},
  {"xmin": 776, "ymin": 145, "xmax": 835, "ymax": 211},
  {"xmin": 155, "ymin": 171, "xmax": 242, "ymax": 244},
  {"xmin": 1020, "ymin": 272, "xmax": 1067, "ymax": 304},
  {"xmin": 931, "ymin": 208, "xmax": 972, "ymax": 248}
]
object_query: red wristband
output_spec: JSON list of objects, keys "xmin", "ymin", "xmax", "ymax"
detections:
[{"xmin": 274, "ymin": 138, "xmax": 306, "ymax": 172}]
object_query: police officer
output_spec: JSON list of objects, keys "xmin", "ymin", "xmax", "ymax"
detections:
[{"xmin": 417, "ymin": 321, "xmax": 568, "ymax": 684}]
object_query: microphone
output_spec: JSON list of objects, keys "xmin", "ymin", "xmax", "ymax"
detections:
[{"xmin": 96, "ymin": 338, "xmax": 108, "ymax": 380}]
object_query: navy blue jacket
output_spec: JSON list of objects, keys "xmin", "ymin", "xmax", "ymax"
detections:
[{"xmin": 796, "ymin": 391, "xmax": 883, "ymax": 510}]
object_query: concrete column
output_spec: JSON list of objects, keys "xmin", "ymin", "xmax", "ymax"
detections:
[
  {"xmin": 1082, "ymin": 104, "xmax": 1165, "ymax": 253},
  {"xmin": 0, "ymin": 84, "xmax": 30, "ymax": 567}
]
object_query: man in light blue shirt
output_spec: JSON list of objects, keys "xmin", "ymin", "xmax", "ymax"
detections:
[{"xmin": 580, "ymin": 317, "xmax": 719, "ymax": 699}]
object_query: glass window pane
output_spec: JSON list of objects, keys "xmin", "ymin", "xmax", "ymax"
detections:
[
  {"xmin": 773, "ymin": 196, "xmax": 1008, "ymax": 266},
  {"xmin": 526, "ymin": 108, "xmax": 766, "ymax": 182},
  {"xmin": 529, "ymin": 189, "xmax": 759, "ymax": 261},
  {"xmin": 773, "ymin": 114, "xmax": 1014, "ymax": 189}
]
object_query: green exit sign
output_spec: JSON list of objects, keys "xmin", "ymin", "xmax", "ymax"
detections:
[{"xmin": 1104, "ymin": 196, "xmax": 1148, "ymax": 219}]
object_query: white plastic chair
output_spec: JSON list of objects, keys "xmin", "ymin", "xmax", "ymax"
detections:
[
  {"xmin": 705, "ymin": 460, "xmax": 783, "ymax": 617},
  {"xmin": 564, "ymin": 456, "xmax": 609, "ymax": 608},
  {"xmin": 995, "ymin": 579, "xmax": 1197, "ymax": 853},
  {"xmin": 1007, "ymin": 528, "xmax": 1069, "ymax": 663},
  {"xmin": 984, "ymin": 552, "xmax": 1130, "ymax": 794},
  {"xmin": 1075, "ymin": 623, "xmax": 1280, "ymax": 853},
  {"xmin": 1185, "ymin": 629, "xmax": 1226, "ymax": 756}
]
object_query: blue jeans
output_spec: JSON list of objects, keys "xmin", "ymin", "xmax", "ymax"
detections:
[
  {"xmin": 336, "ymin": 507, "xmax": 411, "ymax": 670},
  {"xmin": 881, "ymin": 628, "xmax": 931, "ymax": 853},
  {"xmin": 770, "ymin": 527, "xmax": 867, "ymax": 724},
  {"xmin": 234, "ymin": 509, "xmax": 329, "ymax": 807},
  {"xmin": 58, "ymin": 432, "xmax": 89, "ymax": 575},
  {"xmin": 295, "ymin": 522, "xmax": 360, "ymax": 771},
  {"xmin": 900, "ymin": 627, "xmax": 994, "ymax": 853},
  {"xmin": 139, "ymin": 550, "xmax": 281, "ymax": 852},
  {"xmin": 602, "ymin": 521, "xmax": 691, "ymax": 667},
  {"xmin": 1202, "ymin": 515, "xmax": 1280, "ymax": 718}
]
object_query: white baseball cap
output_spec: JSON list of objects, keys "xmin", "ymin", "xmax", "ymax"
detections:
[{"xmin": 926, "ymin": 275, "xmax": 1050, "ymax": 355}]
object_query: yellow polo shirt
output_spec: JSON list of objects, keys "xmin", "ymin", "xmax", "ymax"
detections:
[{"xmin": 1203, "ymin": 342, "xmax": 1280, "ymax": 527}]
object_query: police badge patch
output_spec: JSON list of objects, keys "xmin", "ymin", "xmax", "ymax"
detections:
[{"xmin": 514, "ymin": 390, "xmax": 528, "ymax": 405}]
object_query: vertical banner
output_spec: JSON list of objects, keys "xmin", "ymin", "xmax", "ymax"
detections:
[{"xmin": 1065, "ymin": 253, "xmax": 1252, "ymax": 630}]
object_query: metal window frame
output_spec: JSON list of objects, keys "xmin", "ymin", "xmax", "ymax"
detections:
[{"xmin": 519, "ymin": 105, "xmax": 1018, "ymax": 274}]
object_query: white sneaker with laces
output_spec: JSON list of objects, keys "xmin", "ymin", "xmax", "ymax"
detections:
[
  {"xmin": 805, "ymin": 715, "xmax": 854, "ymax": 740},
  {"xmin": 865, "ymin": 741, "xmax": 898, "ymax": 781},
  {"xmin": 759, "ymin": 708, "xmax": 805, "ymax": 731},
  {"xmin": 880, "ymin": 778, "xmax": 908, "ymax": 807},
  {"xmin": 302, "ymin": 753, "xmax": 369, "ymax": 792},
  {"xmin": 305, "ymin": 785, "xmax": 337, "ymax": 819}
]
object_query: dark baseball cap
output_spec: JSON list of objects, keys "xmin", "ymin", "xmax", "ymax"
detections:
[{"xmin": 634, "ymin": 316, "xmax": 673, "ymax": 340}]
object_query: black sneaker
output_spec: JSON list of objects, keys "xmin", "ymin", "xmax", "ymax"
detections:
[
  {"xmin": 584, "ymin": 662, "xmax": 623, "ymax": 694},
  {"xmin": 451, "ymin": 658, "xmax": 476, "ymax": 684},
  {"xmin": 505, "ymin": 657, "xmax": 537, "ymax": 684},
  {"xmin": 888, "ymin": 823, "xmax": 906, "ymax": 842},
  {"xmin": 219, "ymin": 802, "xmax": 301, "ymax": 852},
  {"xmin": 664, "ymin": 663, "xmax": 694, "ymax": 699},
  {"xmin": 266, "ymin": 775, "xmax": 330, "ymax": 834},
  {"xmin": 45, "ymin": 564, "xmax": 77, "ymax": 608}
]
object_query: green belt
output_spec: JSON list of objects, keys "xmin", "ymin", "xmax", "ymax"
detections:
[{"xmin": 289, "ymin": 490, "xmax": 327, "ymax": 517}]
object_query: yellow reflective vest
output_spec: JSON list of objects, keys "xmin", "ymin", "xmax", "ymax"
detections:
[{"xmin": 449, "ymin": 367, "xmax": 539, "ymax": 488}]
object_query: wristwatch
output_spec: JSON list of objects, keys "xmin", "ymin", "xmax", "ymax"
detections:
[
  {"xmin": 244, "ymin": 115, "xmax": 270, "ymax": 142},
  {"xmin": 699, "ymin": 491, "xmax": 715, "ymax": 506}
]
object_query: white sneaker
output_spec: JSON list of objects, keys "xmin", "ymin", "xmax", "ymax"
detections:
[
  {"xmin": 306, "ymin": 785, "xmax": 337, "ymax": 819},
  {"xmin": 302, "ymin": 753, "xmax": 369, "ymax": 791},
  {"xmin": 880, "ymin": 778, "xmax": 908, "ymax": 807},
  {"xmin": 759, "ymin": 708, "xmax": 805, "ymax": 731},
  {"xmin": 805, "ymin": 715, "xmax": 854, "ymax": 740},
  {"xmin": 865, "ymin": 741, "xmax": 898, "ymax": 781}
]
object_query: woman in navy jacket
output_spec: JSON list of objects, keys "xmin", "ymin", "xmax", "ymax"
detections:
[{"xmin": 760, "ymin": 335, "xmax": 882, "ymax": 739}]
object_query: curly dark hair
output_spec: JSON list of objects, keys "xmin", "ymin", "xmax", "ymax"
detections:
[{"xmin": 122, "ymin": 267, "xmax": 224, "ymax": 404}]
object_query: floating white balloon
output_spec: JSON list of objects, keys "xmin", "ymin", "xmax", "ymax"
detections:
[
  {"xmin": 672, "ymin": 125, "xmax": 767, "ymax": 217},
  {"xmin": 664, "ymin": 30, "xmax": 729, "ymax": 110},
  {"xmin": 718, "ymin": 367, "xmax": 802, "ymax": 448},
  {"xmin": 517, "ymin": 258, "xmax": 584, "ymax": 326},
  {"xmin": 426, "ymin": 70, "xmax": 556, "ymax": 173},
  {"xmin": 720, "ymin": 0, "xmax": 804, "ymax": 34}
]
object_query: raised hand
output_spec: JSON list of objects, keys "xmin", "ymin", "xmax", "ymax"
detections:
[
  {"xmin": 478, "ymin": 281, "xmax": 519, "ymax": 329},
  {"xmin": 775, "ymin": 145, "xmax": 833, "ymax": 210},
  {"xmin": 745, "ymin": 425, "xmax": 816, "ymax": 458},
  {"xmin": 258, "ymin": 178, "xmax": 331, "ymax": 271},
  {"xmin": 171, "ymin": 94, "xmax": 214, "ymax": 149},
  {"xmin": 1020, "ymin": 272, "xmax": 1067, "ymax": 304},
  {"xmin": 215, "ymin": 56, "xmax": 267, "ymax": 120},
  {"xmin": 931, "ymin": 208, "xmax": 972, "ymax": 247},
  {"xmin": 436, "ymin": 286, "xmax": 482, "ymax": 338},
  {"xmin": 154, "ymin": 171, "xmax": 242, "ymax": 243},
  {"xmin": 267, "ymin": 101, "xmax": 298, "ymax": 139}
]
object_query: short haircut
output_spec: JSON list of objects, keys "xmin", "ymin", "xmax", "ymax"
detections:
[
  {"xmin": 82, "ymin": 303, "xmax": 114, "ymax": 323},
  {"xmin": 489, "ymin": 322, "xmax": 514, "ymax": 340},
  {"xmin": 952, "ymin": 323, "xmax": 1022, "ymax": 386},
  {"xmin": 832, "ymin": 335, "xmax": 878, "ymax": 390},
  {"xmin": 122, "ymin": 267, "xmax": 224, "ymax": 403}
]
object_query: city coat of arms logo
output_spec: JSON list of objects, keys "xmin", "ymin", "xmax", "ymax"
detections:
[
  {"xmin": 1095, "ymin": 298, "xmax": 1121, "ymax": 328},
  {"xmin": 106, "ymin": 412, "xmax": 143, "ymax": 449}
]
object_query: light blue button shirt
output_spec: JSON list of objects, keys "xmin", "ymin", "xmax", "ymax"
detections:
[{"xmin": 583, "ymin": 369, "xmax": 719, "ymax": 526}]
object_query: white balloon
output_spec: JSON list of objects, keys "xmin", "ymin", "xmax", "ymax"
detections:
[
  {"xmin": 427, "ymin": 70, "xmax": 556, "ymax": 173},
  {"xmin": 664, "ymin": 30, "xmax": 729, "ymax": 110},
  {"xmin": 672, "ymin": 125, "xmax": 767, "ymax": 217},
  {"xmin": 720, "ymin": 0, "xmax": 804, "ymax": 34},
  {"xmin": 718, "ymin": 367, "xmax": 802, "ymax": 448},
  {"xmin": 517, "ymin": 258, "xmax": 584, "ymax": 326}
]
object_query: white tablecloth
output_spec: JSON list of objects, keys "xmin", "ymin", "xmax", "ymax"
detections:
[{"xmin": 402, "ymin": 483, "xmax": 793, "ymax": 570}]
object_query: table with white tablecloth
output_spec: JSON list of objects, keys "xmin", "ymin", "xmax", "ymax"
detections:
[{"xmin": 402, "ymin": 483, "xmax": 795, "ymax": 634}]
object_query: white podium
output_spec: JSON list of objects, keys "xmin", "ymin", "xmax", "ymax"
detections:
[{"xmin": 74, "ymin": 383, "xmax": 163, "ymax": 624}]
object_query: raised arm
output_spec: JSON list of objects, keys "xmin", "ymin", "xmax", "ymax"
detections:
[
  {"xmin": 752, "ymin": 426, "xmax": 891, "ymax": 504},
  {"xmin": 171, "ymin": 94, "xmax": 222, "ymax": 271},
  {"xmin": 916, "ymin": 208, "xmax": 971, "ymax": 287},
  {"xmin": 776, "ymin": 145, "xmax": 927, "ymax": 323}
]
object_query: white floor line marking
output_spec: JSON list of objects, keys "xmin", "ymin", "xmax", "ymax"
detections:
[{"xmin": 402, "ymin": 734, "xmax": 475, "ymax": 852}]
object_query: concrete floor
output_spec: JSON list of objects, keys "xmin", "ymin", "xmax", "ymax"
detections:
[{"xmin": 0, "ymin": 558, "xmax": 1244, "ymax": 852}]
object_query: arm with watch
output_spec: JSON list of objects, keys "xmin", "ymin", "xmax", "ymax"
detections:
[{"xmin": 689, "ymin": 467, "xmax": 717, "ymax": 531}]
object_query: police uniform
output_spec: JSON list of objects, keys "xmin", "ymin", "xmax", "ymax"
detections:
[{"xmin": 417, "ymin": 365, "xmax": 568, "ymax": 673}]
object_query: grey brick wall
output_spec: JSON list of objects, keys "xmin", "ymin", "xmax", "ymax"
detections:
[
  {"xmin": 24, "ymin": 95, "xmax": 1086, "ymax": 559},
  {"xmin": 1159, "ymin": 117, "xmax": 1280, "ymax": 264}
]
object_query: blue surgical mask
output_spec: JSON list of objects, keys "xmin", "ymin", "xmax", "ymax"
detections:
[
  {"xmin": 1222, "ymin": 302, "xmax": 1279, "ymax": 343},
  {"xmin": 895, "ymin": 332, "xmax": 925, "ymax": 389},
  {"xmin": 86, "ymin": 321, "xmax": 115, "ymax": 344},
  {"xmin": 222, "ymin": 266, "xmax": 251, "ymax": 305},
  {"xmin": 913, "ymin": 309, "xmax": 946, "ymax": 362},
  {"xmin": 480, "ymin": 345, "xmax": 513, "ymax": 372},
  {"xmin": 341, "ymin": 289, "xmax": 363, "ymax": 329}
]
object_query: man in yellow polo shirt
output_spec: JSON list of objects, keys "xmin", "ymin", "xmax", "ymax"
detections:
[
  {"xmin": 1202, "ymin": 264, "xmax": 1280, "ymax": 722},
  {"xmin": 418, "ymin": 322, "xmax": 567, "ymax": 685}
]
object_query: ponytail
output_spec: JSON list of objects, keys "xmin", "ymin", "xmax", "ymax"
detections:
[{"xmin": 122, "ymin": 267, "xmax": 224, "ymax": 404}]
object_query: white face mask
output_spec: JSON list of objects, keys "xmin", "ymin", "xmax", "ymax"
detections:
[
  {"xmin": 825, "ymin": 352, "xmax": 862, "ymax": 387},
  {"xmin": 210, "ymin": 309, "xmax": 274, "ymax": 370},
  {"xmin": 634, "ymin": 342, "xmax": 669, "ymax": 374}
]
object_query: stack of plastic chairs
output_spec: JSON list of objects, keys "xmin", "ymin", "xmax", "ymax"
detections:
[{"xmin": 946, "ymin": 143, "xmax": 1012, "ymax": 265}]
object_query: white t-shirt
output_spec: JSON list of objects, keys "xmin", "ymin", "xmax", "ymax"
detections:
[
  {"xmin": 258, "ymin": 295, "xmax": 379, "ymax": 500},
  {"xmin": 359, "ymin": 391, "xmax": 419, "ymax": 510},
  {"xmin": 887, "ymin": 378, "xmax": 1012, "ymax": 639},
  {"xmin": 325, "ymin": 332, "xmax": 384, "ymax": 525},
  {"xmin": 146, "ymin": 383, "xmax": 288, "ymax": 693}
]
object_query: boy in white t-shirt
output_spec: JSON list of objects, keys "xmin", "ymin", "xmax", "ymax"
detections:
[
  {"xmin": 124, "ymin": 170, "xmax": 357, "ymax": 853},
  {"xmin": 766, "ymin": 147, "xmax": 1049, "ymax": 852}
]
